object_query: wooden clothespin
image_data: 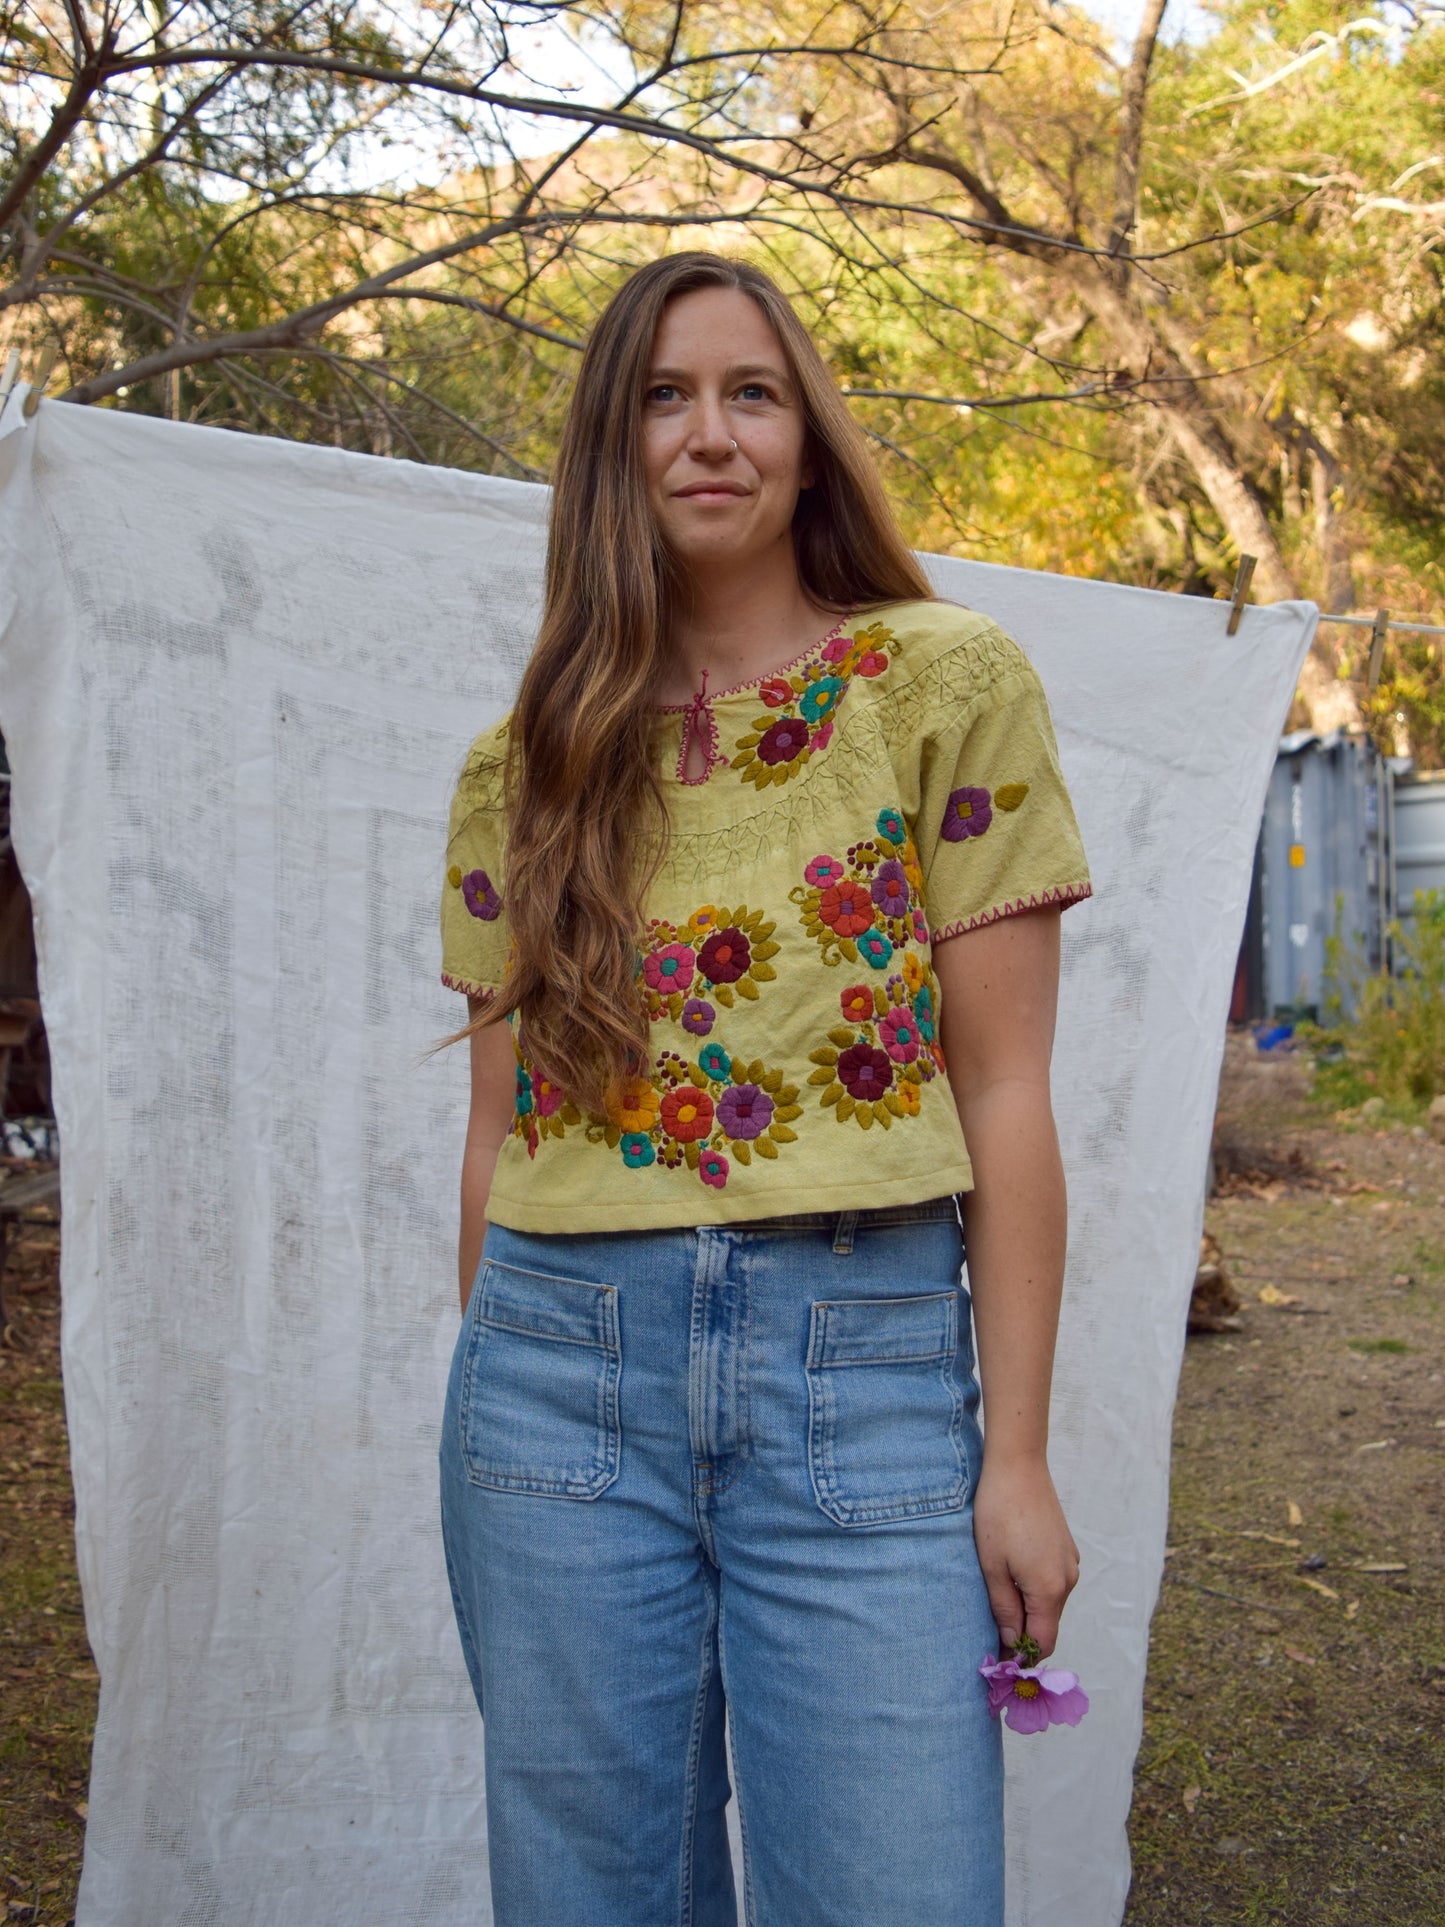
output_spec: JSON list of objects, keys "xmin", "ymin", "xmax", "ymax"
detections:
[
  {"xmin": 0, "ymin": 348, "xmax": 20, "ymax": 413},
  {"xmin": 1225, "ymin": 554, "xmax": 1257, "ymax": 635},
  {"xmin": 21, "ymin": 343, "xmax": 57, "ymax": 419},
  {"xmin": 1365, "ymin": 609, "xmax": 1390, "ymax": 692}
]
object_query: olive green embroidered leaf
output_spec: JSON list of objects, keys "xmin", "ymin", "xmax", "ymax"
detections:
[
  {"xmin": 884, "ymin": 1093, "xmax": 905, "ymax": 1117},
  {"xmin": 836, "ymin": 1094, "xmax": 855, "ymax": 1120},
  {"xmin": 668, "ymin": 992, "xmax": 684, "ymax": 1020},
  {"xmin": 761, "ymin": 1068, "xmax": 784, "ymax": 1093},
  {"xmin": 828, "ymin": 1026, "xmax": 858, "ymax": 1050},
  {"xmin": 754, "ymin": 1135, "xmax": 779, "ymax": 1159},
  {"xmin": 768, "ymin": 1122, "xmax": 797, "ymax": 1143},
  {"xmin": 749, "ymin": 715, "xmax": 773, "ymax": 733},
  {"xmin": 604, "ymin": 1124, "xmax": 622, "ymax": 1150},
  {"xmin": 751, "ymin": 939, "xmax": 780, "ymax": 961},
  {"xmin": 809, "ymin": 1046, "xmax": 839, "ymax": 1066},
  {"xmin": 731, "ymin": 1059, "xmax": 748, "ymax": 1085},
  {"xmin": 735, "ymin": 736, "xmax": 761, "ymax": 754},
  {"xmin": 749, "ymin": 961, "xmax": 776, "ymax": 982},
  {"xmin": 733, "ymin": 1139, "xmax": 752, "ymax": 1166},
  {"xmin": 873, "ymin": 1101, "xmax": 892, "ymax": 1128},
  {"xmin": 685, "ymin": 1141, "xmax": 701, "ymax": 1170},
  {"xmin": 746, "ymin": 1058, "xmax": 765, "ymax": 1083},
  {"xmin": 561, "ymin": 1102, "xmax": 581, "ymax": 1125},
  {"xmin": 808, "ymin": 1066, "xmax": 835, "ymax": 1086},
  {"xmin": 856, "ymin": 1105, "xmax": 873, "ymax": 1130},
  {"xmin": 736, "ymin": 977, "xmax": 759, "ymax": 1000},
  {"xmin": 840, "ymin": 938, "xmax": 858, "ymax": 962},
  {"xmin": 776, "ymin": 1094, "xmax": 801, "ymax": 1114},
  {"xmin": 994, "ymin": 783, "xmax": 1030, "ymax": 811},
  {"xmin": 873, "ymin": 986, "xmax": 889, "ymax": 1018},
  {"xmin": 715, "ymin": 984, "xmax": 734, "ymax": 1008}
]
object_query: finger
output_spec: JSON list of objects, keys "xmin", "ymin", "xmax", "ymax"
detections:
[
  {"xmin": 984, "ymin": 1571, "xmax": 1026, "ymax": 1650},
  {"xmin": 1019, "ymin": 1584, "xmax": 1070, "ymax": 1658}
]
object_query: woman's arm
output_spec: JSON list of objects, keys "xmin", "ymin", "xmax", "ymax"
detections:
[
  {"xmin": 458, "ymin": 1003, "xmax": 519, "ymax": 1313},
  {"xmin": 933, "ymin": 906, "xmax": 1080, "ymax": 1658}
]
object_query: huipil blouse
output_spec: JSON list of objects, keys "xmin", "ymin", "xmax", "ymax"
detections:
[{"xmin": 440, "ymin": 598, "xmax": 1091, "ymax": 1234}]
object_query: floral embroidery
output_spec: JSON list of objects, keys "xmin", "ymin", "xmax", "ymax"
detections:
[
  {"xmin": 806, "ymin": 961, "xmax": 945, "ymax": 1131},
  {"xmin": 941, "ymin": 786, "xmax": 993, "ymax": 842},
  {"xmin": 459, "ymin": 868, "xmax": 502, "ymax": 920},
  {"xmin": 639, "ymin": 903, "xmax": 779, "ymax": 1022},
  {"xmin": 731, "ymin": 620, "xmax": 901, "ymax": 791},
  {"xmin": 699, "ymin": 1149, "xmax": 730, "ymax": 1189},
  {"xmin": 791, "ymin": 813, "xmax": 926, "ymax": 968}
]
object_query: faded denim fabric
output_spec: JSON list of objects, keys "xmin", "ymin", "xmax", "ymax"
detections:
[{"xmin": 439, "ymin": 1200, "xmax": 1004, "ymax": 1927}]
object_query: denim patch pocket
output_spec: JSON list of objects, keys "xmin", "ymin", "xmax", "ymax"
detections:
[
  {"xmin": 805, "ymin": 1290, "xmax": 967, "ymax": 1527},
  {"xmin": 458, "ymin": 1259, "xmax": 620, "ymax": 1499}
]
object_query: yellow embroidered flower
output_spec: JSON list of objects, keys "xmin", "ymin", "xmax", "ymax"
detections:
[
  {"xmin": 901, "ymin": 952, "xmax": 925, "ymax": 994},
  {"xmin": 687, "ymin": 905, "xmax": 719, "ymax": 940},
  {"xmin": 609, "ymin": 1077, "xmax": 660, "ymax": 1134},
  {"xmin": 896, "ymin": 1082, "xmax": 922, "ymax": 1116}
]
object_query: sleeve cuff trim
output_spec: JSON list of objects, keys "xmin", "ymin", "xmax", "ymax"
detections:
[
  {"xmin": 930, "ymin": 881, "xmax": 1092, "ymax": 945},
  {"xmin": 440, "ymin": 972, "xmax": 500, "ymax": 1003}
]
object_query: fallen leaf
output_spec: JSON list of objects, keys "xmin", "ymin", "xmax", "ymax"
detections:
[
  {"xmin": 1257, "ymin": 1283, "xmax": 1300, "ymax": 1307},
  {"xmin": 1294, "ymin": 1575, "xmax": 1341, "ymax": 1600},
  {"xmin": 1183, "ymin": 1784, "xmax": 1202, "ymax": 1813},
  {"xmin": 1287, "ymin": 1501, "xmax": 1304, "ymax": 1527},
  {"xmin": 1345, "ymin": 1600, "xmax": 1360, "ymax": 1619},
  {"xmin": 1355, "ymin": 1440, "xmax": 1395, "ymax": 1453},
  {"xmin": 73, "ymin": 1801, "xmax": 88, "ymax": 1820},
  {"xmin": 1283, "ymin": 1646, "xmax": 1317, "ymax": 1665},
  {"xmin": 1354, "ymin": 1562, "xmax": 1408, "ymax": 1573}
]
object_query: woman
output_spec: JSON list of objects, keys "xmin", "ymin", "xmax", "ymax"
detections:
[{"xmin": 438, "ymin": 252, "xmax": 1090, "ymax": 1926}]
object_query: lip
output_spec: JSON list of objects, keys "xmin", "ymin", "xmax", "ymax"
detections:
[{"xmin": 673, "ymin": 480, "xmax": 750, "ymax": 499}]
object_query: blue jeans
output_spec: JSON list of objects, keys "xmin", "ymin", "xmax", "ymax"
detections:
[{"xmin": 438, "ymin": 1201, "xmax": 1004, "ymax": 1926}]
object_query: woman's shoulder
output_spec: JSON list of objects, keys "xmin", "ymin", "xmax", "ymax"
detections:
[
  {"xmin": 453, "ymin": 713, "xmax": 512, "ymax": 805},
  {"xmin": 866, "ymin": 598, "xmax": 1038, "ymax": 708}
]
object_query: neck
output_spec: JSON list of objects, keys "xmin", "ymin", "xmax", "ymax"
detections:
[{"xmin": 661, "ymin": 542, "xmax": 831, "ymax": 704}]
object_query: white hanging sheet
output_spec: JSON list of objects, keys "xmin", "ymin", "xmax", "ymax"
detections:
[{"xmin": 0, "ymin": 389, "xmax": 1315, "ymax": 1925}]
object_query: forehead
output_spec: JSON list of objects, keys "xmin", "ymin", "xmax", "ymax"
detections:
[{"xmin": 649, "ymin": 286, "xmax": 788, "ymax": 369}]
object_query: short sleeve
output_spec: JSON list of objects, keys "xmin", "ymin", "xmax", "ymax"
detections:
[
  {"xmin": 440, "ymin": 736, "xmax": 511, "ymax": 1001},
  {"xmin": 914, "ymin": 636, "xmax": 1091, "ymax": 944}
]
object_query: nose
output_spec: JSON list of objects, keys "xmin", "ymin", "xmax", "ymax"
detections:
[{"xmin": 686, "ymin": 395, "xmax": 736, "ymax": 463}]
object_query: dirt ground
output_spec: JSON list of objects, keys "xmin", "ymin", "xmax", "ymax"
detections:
[{"xmin": 1, "ymin": 1039, "xmax": 1442, "ymax": 1923}]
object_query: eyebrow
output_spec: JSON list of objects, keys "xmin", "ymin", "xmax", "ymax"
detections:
[{"xmin": 647, "ymin": 361, "xmax": 793, "ymax": 387}]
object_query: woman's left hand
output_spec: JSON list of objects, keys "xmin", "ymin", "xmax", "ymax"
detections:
[{"xmin": 972, "ymin": 1454, "xmax": 1080, "ymax": 1659}]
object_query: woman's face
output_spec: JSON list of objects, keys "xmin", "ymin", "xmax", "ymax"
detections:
[{"xmin": 641, "ymin": 286, "xmax": 812, "ymax": 577}]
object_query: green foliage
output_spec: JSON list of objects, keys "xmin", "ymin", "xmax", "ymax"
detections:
[{"xmin": 1316, "ymin": 889, "xmax": 1445, "ymax": 1108}]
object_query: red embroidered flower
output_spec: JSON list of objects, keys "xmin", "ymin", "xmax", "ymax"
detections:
[
  {"xmin": 660, "ymin": 1083, "xmax": 715, "ymax": 1143},
  {"xmin": 855, "ymin": 649, "xmax": 889, "ymax": 678},
  {"xmin": 756, "ymin": 718, "xmax": 810, "ymax": 765},
  {"xmin": 837, "ymin": 1043, "xmax": 894, "ymax": 1100},
  {"xmin": 839, "ymin": 983, "xmax": 874, "ymax": 1023},
  {"xmin": 817, "ymin": 879, "xmax": 875, "ymax": 938},
  {"xmin": 758, "ymin": 675, "xmax": 794, "ymax": 708},
  {"xmin": 699, "ymin": 926, "xmax": 751, "ymax": 984}
]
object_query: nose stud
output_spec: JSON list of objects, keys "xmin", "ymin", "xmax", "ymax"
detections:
[{"xmin": 729, "ymin": 438, "xmax": 738, "ymax": 451}]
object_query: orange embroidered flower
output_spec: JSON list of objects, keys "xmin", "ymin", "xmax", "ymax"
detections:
[
  {"xmin": 661, "ymin": 1083, "xmax": 715, "ymax": 1143},
  {"xmin": 901, "ymin": 952, "xmax": 925, "ymax": 994},
  {"xmin": 610, "ymin": 1077, "xmax": 660, "ymax": 1134},
  {"xmin": 839, "ymin": 984, "xmax": 874, "ymax": 1023},
  {"xmin": 817, "ymin": 879, "xmax": 875, "ymax": 938},
  {"xmin": 687, "ymin": 905, "xmax": 719, "ymax": 939},
  {"xmin": 896, "ymin": 1082, "xmax": 922, "ymax": 1116}
]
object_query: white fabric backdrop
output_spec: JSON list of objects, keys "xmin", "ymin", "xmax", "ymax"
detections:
[{"xmin": 0, "ymin": 387, "xmax": 1315, "ymax": 1927}]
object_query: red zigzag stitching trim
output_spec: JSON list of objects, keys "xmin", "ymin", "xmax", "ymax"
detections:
[{"xmin": 929, "ymin": 881, "xmax": 1093, "ymax": 945}]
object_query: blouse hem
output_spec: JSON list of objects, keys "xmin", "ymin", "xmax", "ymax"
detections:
[
  {"xmin": 484, "ymin": 1159, "xmax": 976, "ymax": 1235},
  {"xmin": 931, "ymin": 880, "xmax": 1092, "ymax": 945}
]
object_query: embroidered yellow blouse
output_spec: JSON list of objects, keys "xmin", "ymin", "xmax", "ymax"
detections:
[{"xmin": 440, "ymin": 598, "xmax": 1090, "ymax": 1233}]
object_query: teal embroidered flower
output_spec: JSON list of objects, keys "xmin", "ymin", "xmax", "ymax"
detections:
[
  {"xmin": 621, "ymin": 1132, "xmax": 656, "ymax": 1169},
  {"xmin": 798, "ymin": 675, "xmax": 844, "ymax": 726},
  {"xmin": 876, "ymin": 807, "xmax": 906, "ymax": 845},
  {"xmin": 913, "ymin": 982, "xmax": 936, "ymax": 1040},
  {"xmin": 514, "ymin": 1064, "xmax": 534, "ymax": 1114},
  {"xmin": 858, "ymin": 929, "xmax": 894, "ymax": 971},
  {"xmin": 697, "ymin": 1041, "xmax": 731, "ymax": 1081}
]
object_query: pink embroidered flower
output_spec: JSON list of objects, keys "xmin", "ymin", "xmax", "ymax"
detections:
[
  {"xmin": 698, "ymin": 927, "xmax": 750, "ymax": 985},
  {"xmin": 699, "ymin": 1148, "xmax": 729, "ymax": 1189},
  {"xmin": 461, "ymin": 869, "xmax": 502, "ymax": 921},
  {"xmin": 837, "ymin": 1043, "xmax": 894, "ymax": 1100},
  {"xmin": 660, "ymin": 1083, "xmax": 715, "ymax": 1144},
  {"xmin": 805, "ymin": 854, "xmax": 845, "ymax": 888},
  {"xmin": 870, "ymin": 858, "xmax": 911, "ymax": 918},
  {"xmin": 913, "ymin": 909, "xmax": 929, "ymax": 945},
  {"xmin": 756, "ymin": 717, "xmax": 810, "ymax": 765},
  {"xmin": 643, "ymin": 942, "xmax": 695, "ymax": 994},
  {"xmin": 681, "ymin": 997, "xmax": 715, "ymax": 1037},
  {"xmin": 839, "ymin": 983, "xmax": 874, "ymax": 1023},
  {"xmin": 717, "ymin": 1083, "xmax": 774, "ymax": 1141},
  {"xmin": 533, "ymin": 1073, "xmax": 565, "ymax": 1118},
  {"xmin": 941, "ymin": 785, "xmax": 993, "ymax": 841},
  {"xmin": 817, "ymin": 879, "xmax": 875, "ymax": 938},
  {"xmin": 979, "ymin": 1653, "xmax": 1090, "ymax": 1734},
  {"xmin": 855, "ymin": 649, "xmax": 889, "ymax": 677},
  {"xmin": 758, "ymin": 675, "xmax": 794, "ymax": 708},
  {"xmin": 821, "ymin": 632, "xmax": 853, "ymax": 664},
  {"xmin": 880, "ymin": 1005, "xmax": 922, "ymax": 1063},
  {"xmin": 809, "ymin": 721, "xmax": 834, "ymax": 753}
]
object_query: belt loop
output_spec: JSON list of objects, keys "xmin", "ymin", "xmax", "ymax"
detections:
[{"xmin": 832, "ymin": 1208, "xmax": 858, "ymax": 1256}]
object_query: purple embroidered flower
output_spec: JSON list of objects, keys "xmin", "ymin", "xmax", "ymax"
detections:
[
  {"xmin": 870, "ymin": 859, "xmax": 910, "ymax": 918},
  {"xmin": 805, "ymin": 854, "xmax": 845, "ymax": 888},
  {"xmin": 756, "ymin": 717, "xmax": 810, "ymax": 766},
  {"xmin": 979, "ymin": 1653, "xmax": 1090, "ymax": 1734},
  {"xmin": 643, "ymin": 941, "xmax": 695, "ymax": 994},
  {"xmin": 717, "ymin": 1083, "xmax": 774, "ymax": 1141},
  {"xmin": 837, "ymin": 1043, "xmax": 894, "ymax": 1100},
  {"xmin": 699, "ymin": 1148, "xmax": 729, "ymax": 1189},
  {"xmin": 462, "ymin": 869, "xmax": 502, "ymax": 920},
  {"xmin": 880, "ymin": 1005, "xmax": 921, "ymax": 1064},
  {"xmin": 699, "ymin": 926, "xmax": 751, "ymax": 985},
  {"xmin": 941, "ymin": 786, "xmax": 993, "ymax": 842},
  {"xmin": 681, "ymin": 998, "xmax": 716, "ymax": 1037}
]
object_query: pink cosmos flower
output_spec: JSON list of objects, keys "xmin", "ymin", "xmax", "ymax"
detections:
[{"xmin": 978, "ymin": 1653, "xmax": 1089, "ymax": 1734}]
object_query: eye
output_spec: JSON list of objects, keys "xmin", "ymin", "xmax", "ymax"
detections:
[
  {"xmin": 738, "ymin": 382, "xmax": 769, "ymax": 402},
  {"xmin": 647, "ymin": 383, "xmax": 680, "ymax": 404}
]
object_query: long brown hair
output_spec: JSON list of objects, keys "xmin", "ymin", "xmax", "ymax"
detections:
[{"xmin": 472, "ymin": 252, "xmax": 934, "ymax": 1112}]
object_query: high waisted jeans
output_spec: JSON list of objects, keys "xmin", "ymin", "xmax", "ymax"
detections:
[{"xmin": 438, "ymin": 1201, "xmax": 1004, "ymax": 1927}]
